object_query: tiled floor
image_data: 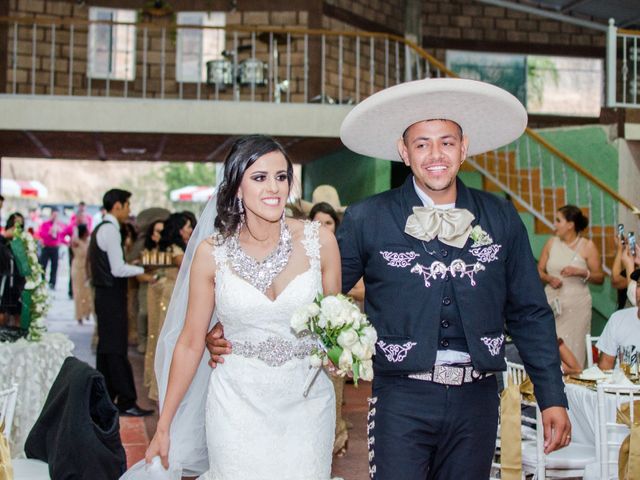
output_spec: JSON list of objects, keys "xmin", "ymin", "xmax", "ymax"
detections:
[{"xmin": 119, "ymin": 417, "xmax": 149, "ymax": 468}]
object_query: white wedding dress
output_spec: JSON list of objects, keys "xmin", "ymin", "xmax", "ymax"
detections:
[{"xmin": 199, "ymin": 221, "xmax": 335, "ymax": 480}]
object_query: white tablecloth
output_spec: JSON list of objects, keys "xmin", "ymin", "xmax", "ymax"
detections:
[{"xmin": 0, "ymin": 332, "xmax": 74, "ymax": 456}]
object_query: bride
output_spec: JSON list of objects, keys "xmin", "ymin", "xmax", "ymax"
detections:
[{"xmin": 132, "ymin": 135, "xmax": 341, "ymax": 480}]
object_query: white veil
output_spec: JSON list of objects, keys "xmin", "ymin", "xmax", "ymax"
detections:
[{"xmin": 121, "ymin": 194, "xmax": 219, "ymax": 479}]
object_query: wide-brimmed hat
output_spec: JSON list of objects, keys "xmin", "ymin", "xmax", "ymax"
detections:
[
  {"xmin": 301, "ymin": 185, "xmax": 347, "ymax": 214},
  {"xmin": 340, "ymin": 78, "xmax": 527, "ymax": 161}
]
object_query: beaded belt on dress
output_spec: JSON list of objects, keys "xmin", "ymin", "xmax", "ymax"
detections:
[
  {"xmin": 408, "ymin": 364, "xmax": 493, "ymax": 386},
  {"xmin": 232, "ymin": 336, "xmax": 315, "ymax": 367}
]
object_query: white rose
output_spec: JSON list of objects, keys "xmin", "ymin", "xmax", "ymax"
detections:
[
  {"xmin": 309, "ymin": 353, "xmax": 323, "ymax": 368},
  {"xmin": 337, "ymin": 328, "xmax": 359, "ymax": 349},
  {"xmin": 360, "ymin": 325, "xmax": 378, "ymax": 347},
  {"xmin": 24, "ymin": 280, "xmax": 37, "ymax": 290},
  {"xmin": 290, "ymin": 308, "xmax": 309, "ymax": 334},
  {"xmin": 306, "ymin": 303, "xmax": 320, "ymax": 317},
  {"xmin": 351, "ymin": 341, "xmax": 373, "ymax": 360},
  {"xmin": 360, "ymin": 359, "xmax": 374, "ymax": 381},
  {"xmin": 329, "ymin": 310, "xmax": 351, "ymax": 329},
  {"xmin": 320, "ymin": 296, "xmax": 343, "ymax": 321},
  {"xmin": 338, "ymin": 348, "xmax": 354, "ymax": 371}
]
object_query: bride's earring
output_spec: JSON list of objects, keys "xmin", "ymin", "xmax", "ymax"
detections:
[{"xmin": 237, "ymin": 197, "xmax": 245, "ymax": 226}]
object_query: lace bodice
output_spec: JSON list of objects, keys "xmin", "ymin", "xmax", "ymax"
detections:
[{"xmin": 212, "ymin": 220, "xmax": 323, "ymax": 343}]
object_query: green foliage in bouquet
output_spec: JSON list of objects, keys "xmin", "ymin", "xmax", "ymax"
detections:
[
  {"xmin": 11, "ymin": 225, "xmax": 49, "ymax": 341},
  {"xmin": 291, "ymin": 293, "xmax": 378, "ymax": 386}
]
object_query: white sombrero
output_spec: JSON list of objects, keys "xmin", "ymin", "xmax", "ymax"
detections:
[
  {"xmin": 300, "ymin": 185, "xmax": 347, "ymax": 213},
  {"xmin": 340, "ymin": 78, "xmax": 527, "ymax": 161}
]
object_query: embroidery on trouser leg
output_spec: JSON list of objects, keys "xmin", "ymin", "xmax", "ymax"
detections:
[{"xmin": 367, "ymin": 396, "xmax": 378, "ymax": 479}]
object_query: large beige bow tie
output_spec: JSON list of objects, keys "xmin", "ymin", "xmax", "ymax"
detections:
[{"xmin": 404, "ymin": 206, "xmax": 476, "ymax": 248}]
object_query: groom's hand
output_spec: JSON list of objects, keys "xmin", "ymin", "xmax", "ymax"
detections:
[{"xmin": 206, "ymin": 322, "xmax": 232, "ymax": 368}]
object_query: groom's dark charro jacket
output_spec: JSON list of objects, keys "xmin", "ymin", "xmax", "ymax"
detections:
[{"xmin": 337, "ymin": 175, "xmax": 568, "ymax": 410}]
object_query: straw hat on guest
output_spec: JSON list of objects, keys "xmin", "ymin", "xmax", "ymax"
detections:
[{"xmin": 301, "ymin": 185, "xmax": 347, "ymax": 214}]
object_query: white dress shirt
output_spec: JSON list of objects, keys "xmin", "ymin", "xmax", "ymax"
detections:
[
  {"xmin": 413, "ymin": 178, "xmax": 472, "ymax": 366},
  {"xmin": 96, "ymin": 213, "xmax": 144, "ymax": 278}
]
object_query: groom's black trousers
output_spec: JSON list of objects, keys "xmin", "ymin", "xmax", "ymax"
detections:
[{"xmin": 368, "ymin": 374, "xmax": 499, "ymax": 480}]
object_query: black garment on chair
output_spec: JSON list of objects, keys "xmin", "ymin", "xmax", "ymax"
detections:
[{"xmin": 25, "ymin": 356, "xmax": 127, "ymax": 480}]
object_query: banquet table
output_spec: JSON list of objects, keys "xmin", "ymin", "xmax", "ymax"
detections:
[{"xmin": 0, "ymin": 332, "xmax": 74, "ymax": 456}]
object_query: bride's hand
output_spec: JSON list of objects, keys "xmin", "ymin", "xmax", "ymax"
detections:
[
  {"xmin": 206, "ymin": 322, "xmax": 232, "ymax": 368},
  {"xmin": 145, "ymin": 428, "xmax": 170, "ymax": 470}
]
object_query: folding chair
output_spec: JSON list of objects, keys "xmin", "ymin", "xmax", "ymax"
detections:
[
  {"xmin": 585, "ymin": 334, "xmax": 600, "ymax": 368},
  {"xmin": 504, "ymin": 362, "xmax": 596, "ymax": 479},
  {"xmin": 594, "ymin": 383, "xmax": 640, "ymax": 479},
  {"xmin": 0, "ymin": 383, "xmax": 50, "ymax": 479}
]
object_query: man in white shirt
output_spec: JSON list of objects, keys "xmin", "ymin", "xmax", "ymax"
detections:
[
  {"xmin": 597, "ymin": 269, "xmax": 640, "ymax": 370},
  {"xmin": 89, "ymin": 189, "xmax": 152, "ymax": 417}
]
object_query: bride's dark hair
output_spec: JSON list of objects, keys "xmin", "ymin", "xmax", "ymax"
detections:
[{"xmin": 215, "ymin": 135, "xmax": 293, "ymax": 239}]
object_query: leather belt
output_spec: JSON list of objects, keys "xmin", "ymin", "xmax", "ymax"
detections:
[{"xmin": 408, "ymin": 364, "xmax": 493, "ymax": 386}]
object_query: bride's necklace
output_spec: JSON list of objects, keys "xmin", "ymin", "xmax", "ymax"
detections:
[{"xmin": 227, "ymin": 217, "xmax": 292, "ymax": 293}]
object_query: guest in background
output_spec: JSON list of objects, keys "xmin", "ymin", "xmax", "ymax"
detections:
[
  {"xmin": 90, "ymin": 188, "xmax": 152, "ymax": 417},
  {"xmin": 181, "ymin": 210, "xmax": 197, "ymax": 231},
  {"xmin": 70, "ymin": 224, "xmax": 93, "ymax": 325},
  {"xmin": 65, "ymin": 201, "xmax": 94, "ymax": 299},
  {"xmin": 144, "ymin": 213, "xmax": 192, "ymax": 401},
  {"xmin": 25, "ymin": 207, "xmax": 42, "ymax": 238},
  {"xmin": 135, "ymin": 220, "xmax": 164, "ymax": 355},
  {"xmin": 538, "ymin": 205, "xmax": 604, "ymax": 367},
  {"xmin": 0, "ymin": 213, "xmax": 26, "ymax": 327},
  {"xmin": 558, "ymin": 338, "xmax": 582, "ymax": 375},
  {"xmin": 614, "ymin": 240, "xmax": 640, "ymax": 308},
  {"xmin": 596, "ymin": 271, "xmax": 640, "ymax": 370},
  {"xmin": 38, "ymin": 208, "xmax": 67, "ymax": 290}
]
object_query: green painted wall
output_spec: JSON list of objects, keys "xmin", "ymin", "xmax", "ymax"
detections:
[{"xmin": 303, "ymin": 150, "xmax": 391, "ymax": 205}]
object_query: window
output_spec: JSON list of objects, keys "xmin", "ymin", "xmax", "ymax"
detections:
[
  {"xmin": 88, "ymin": 8, "xmax": 137, "ymax": 81},
  {"xmin": 176, "ymin": 12, "xmax": 226, "ymax": 83},
  {"xmin": 446, "ymin": 51, "xmax": 603, "ymax": 117}
]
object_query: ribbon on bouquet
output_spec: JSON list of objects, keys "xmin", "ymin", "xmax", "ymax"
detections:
[
  {"xmin": 302, "ymin": 340, "xmax": 343, "ymax": 397},
  {"xmin": 616, "ymin": 401, "xmax": 640, "ymax": 480}
]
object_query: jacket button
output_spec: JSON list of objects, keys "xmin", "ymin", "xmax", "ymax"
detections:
[
  {"xmin": 440, "ymin": 339, "xmax": 449, "ymax": 347},
  {"xmin": 442, "ymin": 297, "xmax": 452, "ymax": 306},
  {"xmin": 441, "ymin": 320, "xmax": 450, "ymax": 328},
  {"xmin": 441, "ymin": 249, "xmax": 449, "ymax": 257}
]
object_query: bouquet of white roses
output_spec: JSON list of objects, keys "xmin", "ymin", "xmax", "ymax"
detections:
[{"xmin": 291, "ymin": 293, "xmax": 377, "ymax": 391}]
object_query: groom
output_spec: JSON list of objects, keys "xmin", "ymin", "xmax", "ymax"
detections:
[{"xmin": 207, "ymin": 78, "xmax": 570, "ymax": 479}]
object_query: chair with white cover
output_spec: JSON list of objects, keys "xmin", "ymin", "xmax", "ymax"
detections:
[
  {"xmin": 591, "ymin": 383, "xmax": 640, "ymax": 479},
  {"xmin": 585, "ymin": 334, "xmax": 600, "ymax": 368},
  {"xmin": 0, "ymin": 383, "xmax": 49, "ymax": 480},
  {"xmin": 504, "ymin": 362, "xmax": 597, "ymax": 479},
  {"xmin": 0, "ymin": 384, "xmax": 18, "ymax": 437}
]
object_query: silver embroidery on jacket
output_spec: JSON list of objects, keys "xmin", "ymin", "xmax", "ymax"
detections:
[
  {"xmin": 380, "ymin": 251, "xmax": 420, "ymax": 268},
  {"xmin": 480, "ymin": 334, "xmax": 505, "ymax": 356},
  {"xmin": 411, "ymin": 260, "xmax": 486, "ymax": 287},
  {"xmin": 376, "ymin": 340, "xmax": 418, "ymax": 363},
  {"xmin": 469, "ymin": 244, "xmax": 502, "ymax": 263}
]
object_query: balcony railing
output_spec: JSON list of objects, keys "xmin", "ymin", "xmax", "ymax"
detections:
[
  {"xmin": 607, "ymin": 18, "xmax": 640, "ymax": 108},
  {"xmin": 2, "ymin": 16, "xmax": 639, "ymax": 274},
  {"xmin": 0, "ymin": 16, "xmax": 451, "ymax": 103}
]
